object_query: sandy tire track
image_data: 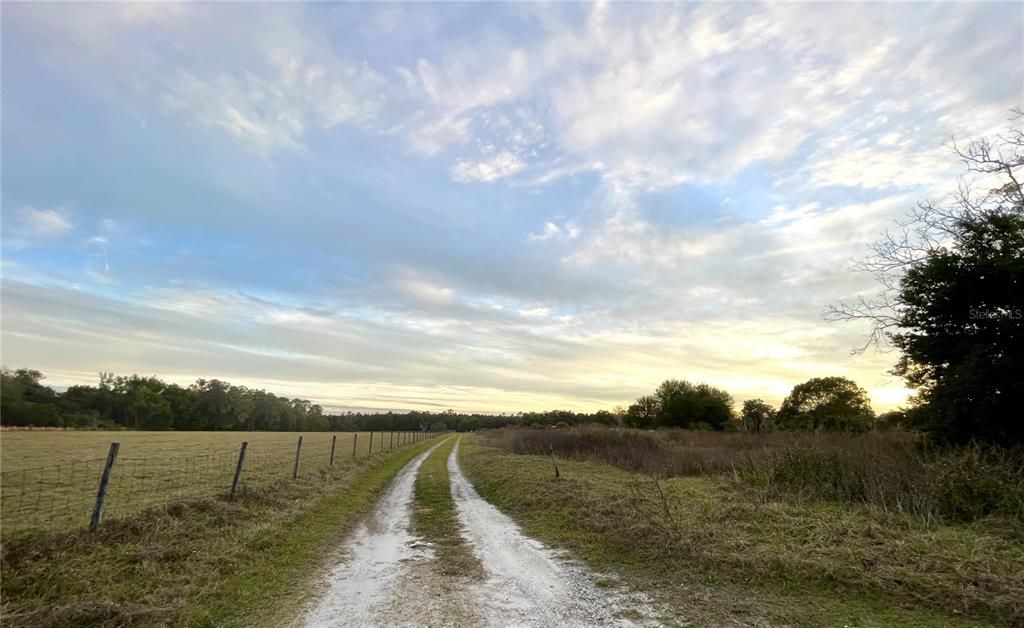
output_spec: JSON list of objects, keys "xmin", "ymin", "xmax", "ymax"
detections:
[
  {"xmin": 303, "ymin": 443, "xmax": 443, "ymax": 627},
  {"xmin": 303, "ymin": 437, "xmax": 656, "ymax": 627},
  {"xmin": 448, "ymin": 438, "xmax": 657, "ymax": 627}
]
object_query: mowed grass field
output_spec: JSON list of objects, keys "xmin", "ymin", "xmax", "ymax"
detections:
[{"xmin": 0, "ymin": 430, "xmax": 421, "ymax": 537}]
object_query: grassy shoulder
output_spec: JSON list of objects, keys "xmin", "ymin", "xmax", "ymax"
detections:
[
  {"xmin": 1, "ymin": 437, "xmax": 441, "ymax": 628},
  {"xmin": 412, "ymin": 435, "xmax": 484, "ymax": 579},
  {"xmin": 459, "ymin": 436, "xmax": 1023, "ymax": 627}
]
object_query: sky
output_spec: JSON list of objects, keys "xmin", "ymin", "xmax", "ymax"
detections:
[{"xmin": 1, "ymin": 2, "xmax": 1022, "ymax": 414}]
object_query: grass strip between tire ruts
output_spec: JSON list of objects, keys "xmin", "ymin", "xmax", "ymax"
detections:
[{"xmin": 412, "ymin": 436, "xmax": 485, "ymax": 579}]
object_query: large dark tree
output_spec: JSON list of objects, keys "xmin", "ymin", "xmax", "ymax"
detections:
[
  {"xmin": 740, "ymin": 398, "xmax": 775, "ymax": 433},
  {"xmin": 625, "ymin": 394, "xmax": 660, "ymax": 429},
  {"xmin": 0, "ymin": 368, "xmax": 61, "ymax": 426},
  {"xmin": 893, "ymin": 210, "xmax": 1023, "ymax": 443},
  {"xmin": 828, "ymin": 112, "xmax": 1024, "ymax": 444},
  {"xmin": 652, "ymin": 379, "xmax": 733, "ymax": 429},
  {"xmin": 777, "ymin": 377, "xmax": 874, "ymax": 432}
]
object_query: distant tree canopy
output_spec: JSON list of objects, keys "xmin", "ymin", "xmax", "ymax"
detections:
[
  {"xmin": 0, "ymin": 369, "xmax": 61, "ymax": 427},
  {"xmin": 739, "ymin": 398, "xmax": 775, "ymax": 433},
  {"xmin": 0, "ymin": 368, "xmax": 624, "ymax": 432},
  {"xmin": 827, "ymin": 112, "xmax": 1024, "ymax": 444},
  {"xmin": 777, "ymin": 377, "xmax": 875, "ymax": 432},
  {"xmin": 4, "ymin": 369, "xmax": 888, "ymax": 435},
  {"xmin": 625, "ymin": 379, "xmax": 734, "ymax": 430},
  {"xmin": 625, "ymin": 395, "xmax": 659, "ymax": 429}
]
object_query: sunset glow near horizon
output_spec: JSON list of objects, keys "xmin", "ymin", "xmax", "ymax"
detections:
[{"xmin": 2, "ymin": 3, "xmax": 1021, "ymax": 414}]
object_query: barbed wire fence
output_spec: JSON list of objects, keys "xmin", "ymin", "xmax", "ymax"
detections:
[{"xmin": 0, "ymin": 431, "xmax": 433, "ymax": 538}]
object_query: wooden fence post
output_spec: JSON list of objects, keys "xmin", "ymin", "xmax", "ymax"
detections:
[
  {"xmin": 293, "ymin": 436, "xmax": 303, "ymax": 479},
  {"xmin": 231, "ymin": 441, "xmax": 248, "ymax": 498},
  {"xmin": 369, "ymin": 431, "xmax": 373, "ymax": 455},
  {"xmin": 352, "ymin": 433, "xmax": 358, "ymax": 458},
  {"xmin": 330, "ymin": 434, "xmax": 337, "ymax": 466},
  {"xmin": 90, "ymin": 442, "xmax": 120, "ymax": 531}
]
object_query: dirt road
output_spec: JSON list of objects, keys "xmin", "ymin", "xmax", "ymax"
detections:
[{"xmin": 302, "ymin": 437, "xmax": 654, "ymax": 627}]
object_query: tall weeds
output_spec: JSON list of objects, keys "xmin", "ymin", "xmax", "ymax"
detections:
[{"xmin": 485, "ymin": 426, "xmax": 1024, "ymax": 525}]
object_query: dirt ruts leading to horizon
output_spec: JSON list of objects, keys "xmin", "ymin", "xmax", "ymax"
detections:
[
  {"xmin": 302, "ymin": 443, "xmax": 443, "ymax": 626},
  {"xmin": 301, "ymin": 436, "xmax": 655, "ymax": 627}
]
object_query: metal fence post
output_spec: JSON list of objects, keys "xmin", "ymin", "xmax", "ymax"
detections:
[
  {"xmin": 293, "ymin": 436, "xmax": 303, "ymax": 479},
  {"xmin": 353, "ymin": 433, "xmax": 358, "ymax": 458},
  {"xmin": 89, "ymin": 442, "xmax": 120, "ymax": 531},
  {"xmin": 330, "ymin": 434, "xmax": 337, "ymax": 466},
  {"xmin": 369, "ymin": 431, "xmax": 373, "ymax": 454},
  {"xmin": 231, "ymin": 441, "xmax": 248, "ymax": 498}
]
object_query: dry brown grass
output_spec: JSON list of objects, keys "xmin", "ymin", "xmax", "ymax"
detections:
[
  {"xmin": 486, "ymin": 426, "xmax": 1024, "ymax": 525},
  {"xmin": 491, "ymin": 425, "xmax": 917, "ymax": 474}
]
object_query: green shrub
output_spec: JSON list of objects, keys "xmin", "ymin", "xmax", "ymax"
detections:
[{"xmin": 928, "ymin": 447, "xmax": 1024, "ymax": 522}]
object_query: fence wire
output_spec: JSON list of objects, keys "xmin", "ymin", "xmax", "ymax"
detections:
[{"xmin": 0, "ymin": 431, "xmax": 429, "ymax": 538}]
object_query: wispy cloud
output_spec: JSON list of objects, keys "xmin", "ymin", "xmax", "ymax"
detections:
[
  {"xmin": 528, "ymin": 220, "xmax": 580, "ymax": 242},
  {"xmin": 14, "ymin": 206, "xmax": 73, "ymax": 239},
  {"xmin": 451, "ymin": 150, "xmax": 525, "ymax": 183}
]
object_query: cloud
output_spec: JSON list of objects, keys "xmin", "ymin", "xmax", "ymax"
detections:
[
  {"xmin": 451, "ymin": 150, "xmax": 525, "ymax": 183},
  {"xmin": 15, "ymin": 206, "xmax": 73, "ymax": 239},
  {"xmin": 163, "ymin": 54, "xmax": 386, "ymax": 154},
  {"xmin": 405, "ymin": 113, "xmax": 472, "ymax": 156},
  {"xmin": 5, "ymin": 207, "xmax": 74, "ymax": 249},
  {"xmin": 392, "ymin": 269, "xmax": 457, "ymax": 307},
  {"xmin": 528, "ymin": 220, "xmax": 580, "ymax": 242},
  {"xmin": 0, "ymin": 277, "xmax": 910, "ymax": 412},
  {"xmin": 564, "ymin": 182, "xmax": 738, "ymax": 269}
]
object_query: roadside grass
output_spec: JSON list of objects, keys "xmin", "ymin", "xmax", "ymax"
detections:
[
  {"xmin": 1, "ymin": 437, "xmax": 440, "ymax": 628},
  {"xmin": 412, "ymin": 436, "xmax": 484, "ymax": 579},
  {"xmin": 460, "ymin": 436, "xmax": 1024, "ymax": 627}
]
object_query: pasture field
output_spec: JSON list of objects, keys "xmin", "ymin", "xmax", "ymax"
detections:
[
  {"xmin": 0, "ymin": 430, "xmax": 402, "ymax": 469},
  {"xmin": 2, "ymin": 437, "xmax": 442, "ymax": 628},
  {"xmin": 0, "ymin": 430, "xmax": 422, "ymax": 536}
]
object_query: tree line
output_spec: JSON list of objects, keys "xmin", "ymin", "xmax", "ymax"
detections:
[
  {"xmin": 1, "ymin": 366, "xmax": 886, "ymax": 435},
  {"xmin": 0, "ymin": 368, "xmax": 620, "ymax": 432},
  {"xmin": 622, "ymin": 375, "xmax": 879, "ymax": 433}
]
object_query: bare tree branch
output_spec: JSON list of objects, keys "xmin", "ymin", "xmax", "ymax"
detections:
[{"xmin": 827, "ymin": 111, "xmax": 1023, "ymax": 353}]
